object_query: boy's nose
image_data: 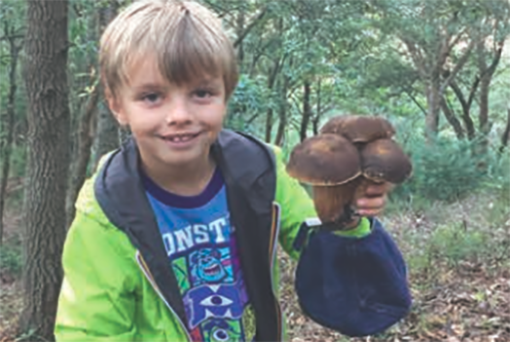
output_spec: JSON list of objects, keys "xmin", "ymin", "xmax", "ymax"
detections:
[{"xmin": 165, "ymin": 98, "xmax": 192, "ymax": 125}]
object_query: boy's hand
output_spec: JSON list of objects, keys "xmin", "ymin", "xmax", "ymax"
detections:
[{"xmin": 355, "ymin": 182, "xmax": 393, "ymax": 217}]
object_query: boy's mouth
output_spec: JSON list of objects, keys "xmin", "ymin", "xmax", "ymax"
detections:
[{"xmin": 161, "ymin": 132, "xmax": 201, "ymax": 143}]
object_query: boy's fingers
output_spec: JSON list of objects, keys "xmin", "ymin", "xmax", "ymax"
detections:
[
  {"xmin": 364, "ymin": 182, "xmax": 394, "ymax": 196},
  {"xmin": 356, "ymin": 195, "xmax": 386, "ymax": 210}
]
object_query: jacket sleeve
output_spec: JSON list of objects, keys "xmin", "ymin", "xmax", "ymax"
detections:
[{"xmin": 55, "ymin": 211, "xmax": 139, "ymax": 341}]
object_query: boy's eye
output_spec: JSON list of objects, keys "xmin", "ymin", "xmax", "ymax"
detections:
[
  {"xmin": 141, "ymin": 93, "xmax": 161, "ymax": 103},
  {"xmin": 194, "ymin": 89, "xmax": 212, "ymax": 98}
]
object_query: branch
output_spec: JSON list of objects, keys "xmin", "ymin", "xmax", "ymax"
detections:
[
  {"xmin": 449, "ymin": 79, "xmax": 476, "ymax": 140},
  {"xmin": 447, "ymin": 27, "xmax": 468, "ymax": 51},
  {"xmin": 400, "ymin": 37, "xmax": 428, "ymax": 79},
  {"xmin": 404, "ymin": 89, "xmax": 427, "ymax": 116},
  {"xmin": 485, "ymin": 40, "xmax": 504, "ymax": 79},
  {"xmin": 440, "ymin": 95, "xmax": 464, "ymax": 139},
  {"xmin": 233, "ymin": 8, "xmax": 267, "ymax": 48},
  {"xmin": 439, "ymin": 38, "xmax": 476, "ymax": 94}
]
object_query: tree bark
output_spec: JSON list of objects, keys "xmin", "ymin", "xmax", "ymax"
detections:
[
  {"xmin": 20, "ymin": 0, "xmax": 70, "ymax": 340},
  {"xmin": 0, "ymin": 29, "xmax": 22, "ymax": 245},
  {"xmin": 312, "ymin": 79, "xmax": 322, "ymax": 135},
  {"xmin": 65, "ymin": 8, "xmax": 101, "ymax": 228},
  {"xmin": 425, "ymin": 77, "xmax": 441, "ymax": 142},
  {"xmin": 264, "ymin": 60, "xmax": 281, "ymax": 143},
  {"xmin": 300, "ymin": 80, "xmax": 312, "ymax": 141},
  {"xmin": 65, "ymin": 86, "xmax": 99, "ymax": 229},
  {"xmin": 235, "ymin": 0, "xmax": 245, "ymax": 64},
  {"xmin": 475, "ymin": 39, "xmax": 503, "ymax": 157},
  {"xmin": 500, "ymin": 108, "xmax": 510, "ymax": 154},
  {"xmin": 449, "ymin": 79, "xmax": 476, "ymax": 140},
  {"xmin": 94, "ymin": 1, "xmax": 120, "ymax": 166},
  {"xmin": 440, "ymin": 96, "xmax": 464, "ymax": 140},
  {"xmin": 274, "ymin": 76, "xmax": 289, "ymax": 146}
]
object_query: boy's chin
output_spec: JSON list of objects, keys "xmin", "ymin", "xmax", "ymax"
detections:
[{"xmin": 158, "ymin": 149, "xmax": 211, "ymax": 167}]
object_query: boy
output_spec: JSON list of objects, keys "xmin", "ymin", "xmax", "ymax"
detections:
[{"xmin": 55, "ymin": 0, "xmax": 411, "ymax": 341}]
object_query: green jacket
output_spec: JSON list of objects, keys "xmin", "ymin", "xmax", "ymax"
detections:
[{"xmin": 55, "ymin": 130, "xmax": 372, "ymax": 341}]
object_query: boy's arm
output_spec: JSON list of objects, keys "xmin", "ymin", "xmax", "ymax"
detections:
[
  {"xmin": 55, "ymin": 212, "xmax": 137, "ymax": 341},
  {"xmin": 273, "ymin": 146, "xmax": 411, "ymax": 337}
]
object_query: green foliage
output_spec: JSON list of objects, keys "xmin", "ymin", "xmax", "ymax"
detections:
[
  {"xmin": 394, "ymin": 135, "xmax": 489, "ymax": 202},
  {"xmin": 0, "ymin": 235, "xmax": 22, "ymax": 276},
  {"xmin": 227, "ymin": 74, "xmax": 277, "ymax": 136},
  {"xmin": 8, "ymin": 145, "xmax": 27, "ymax": 177},
  {"xmin": 429, "ymin": 223, "xmax": 487, "ymax": 266}
]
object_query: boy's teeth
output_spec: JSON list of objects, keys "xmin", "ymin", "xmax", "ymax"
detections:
[{"xmin": 168, "ymin": 135, "xmax": 193, "ymax": 142}]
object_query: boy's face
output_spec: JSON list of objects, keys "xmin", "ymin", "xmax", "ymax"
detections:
[{"xmin": 108, "ymin": 54, "xmax": 227, "ymax": 173}]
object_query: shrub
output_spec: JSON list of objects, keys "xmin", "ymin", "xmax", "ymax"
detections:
[
  {"xmin": 393, "ymin": 135, "xmax": 488, "ymax": 202},
  {"xmin": 0, "ymin": 236, "xmax": 22, "ymax": 277}
]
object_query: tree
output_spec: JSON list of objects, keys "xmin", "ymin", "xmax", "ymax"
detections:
[
  {"xmin": 372, "ymin": 0, "xmax": 478, "ymax": 141},
  {"xmin": 65, "ymin": 1, "xmax": 103, "ymax": 228},
  {"xmin": 0, "ymin": 1, "xmax": 24, "ymax": 245},
  {"xmin": 19, "ymin": 0, "xmax": 70, "ymax": 340},
  {"xmin": 93, "ymin": 0, "xmax": 121, "ymax": 166}
]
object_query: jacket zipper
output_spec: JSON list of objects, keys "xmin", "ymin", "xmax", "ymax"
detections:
[
  {"xmin": 135, "ymin": 251, "xmax": 192, "ymax": 342},
  {"xmin": 270, "ymin": 203, "xmax": 284, "ymax": 342}
]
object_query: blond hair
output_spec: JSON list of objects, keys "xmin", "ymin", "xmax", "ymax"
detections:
[{"xmin": 100, "ymin": 0, "xmax": 238, "ymax": 99}]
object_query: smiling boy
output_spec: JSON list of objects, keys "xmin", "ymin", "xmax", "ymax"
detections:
[{"xmin": 55, "ymin": 1, "xmax": 411, "ymax": 341}]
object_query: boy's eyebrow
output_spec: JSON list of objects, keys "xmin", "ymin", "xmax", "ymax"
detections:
[
  {"xmin": 194, "ymin": 77, "xmax": 223, "ymax": 88},
  {"xmin": 132, "ymin": 82, "xmax": 168, "ymax": 91},
  {"xmin": 131, "ymin": 78, "xmax": 223, "ymax": 91}
]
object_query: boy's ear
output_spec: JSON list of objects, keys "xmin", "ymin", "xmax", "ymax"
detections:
[{"xmin": 105, "ymin": 88, "xmax": 128, "ymax": 126}]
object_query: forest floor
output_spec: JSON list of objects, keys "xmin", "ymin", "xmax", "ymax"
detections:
[{"xmin": 1, "ymin": 190, "xmax": 509, "ymax": 342}]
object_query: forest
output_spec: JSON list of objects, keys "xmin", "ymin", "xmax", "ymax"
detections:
[{"xmin": 0, "ymin": 0, "xmax": 509, "ymax": 341}]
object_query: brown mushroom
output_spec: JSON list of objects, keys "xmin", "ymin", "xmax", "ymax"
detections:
[
  {"xmin": 320, "ymin": 115, "xmax": 395, "ymax": 144},
  {"xmin": 286, "ymin": 115, "xmax": 412, "ymax": 227},
  {"xmin": 286, "ymin": 134, "xmax": 361, "ymax": 223},
  {"xmin": 352, "ymin": 138, "xmax": 412, "ymax": 204},
  {"xmin": 286, "ymin": 134, "xmax": 360, "ymax": 185},
  {"xmin": 360, "ymin": 138, "xmax": 412, "ymax": 184}
]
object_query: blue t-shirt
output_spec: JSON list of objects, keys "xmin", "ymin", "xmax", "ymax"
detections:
[{"xmin": 141, "ymin": 168, "xmax": 256, "ymax": 341}]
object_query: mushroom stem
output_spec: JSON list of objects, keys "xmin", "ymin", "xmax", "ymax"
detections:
[{"xmin": 312, "ymin": 178, "xmax": 360, "ymax": 224}]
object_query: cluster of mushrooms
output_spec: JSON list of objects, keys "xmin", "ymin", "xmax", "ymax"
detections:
[{"xmin": 286, "ymin": 115, "xmax": 412, "ymax": 228}]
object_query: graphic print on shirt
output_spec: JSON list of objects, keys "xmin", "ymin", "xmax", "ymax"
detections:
[
  {"xmin": 189, "ymin": 247, "xmax": 231, "ymax": 284},
  {"xmin": 144, "ymin": 172, "xmax": 256, "ymax": 342}
]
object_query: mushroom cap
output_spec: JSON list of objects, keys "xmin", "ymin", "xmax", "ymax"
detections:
[
  {"xmin": 320, "ymin": 115, "xmax": 396, "ymax": 143},
  {"xmin": 360, "ymin": 138, "xmax": 412, "ymax": 184},
  {"xmin": 286, "ymin": 133, "xmax": 361, "ymax": 186}
]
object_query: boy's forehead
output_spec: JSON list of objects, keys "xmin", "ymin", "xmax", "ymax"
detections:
[
  {"xmin": 124, "ymin": 53, "xmax": 224, "ymax": 86},
  {"xmin": 123, "ymin": 53, "xmax": 224, "ymax": 88}
]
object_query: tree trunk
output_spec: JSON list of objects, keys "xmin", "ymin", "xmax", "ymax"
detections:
[
  {"xmin": 475, "ymin": 39, "xmax": 503, "ymax": 156},
  {"xmin": 449, "ymin": 80, "xmax": 476, "ymax": 140},
  {"xmin": 440, "ymin": 96, "xmax": 464, "ymax": 140},
  {"xmin": 94, "ymin": 1, "xmax": 120, "ymax": 166},
  {"xmin": 65, "ymin": 86, "xmax": 99, "ymax": 228},
  {"xmin": 19, "ymin": 0, "xmax": 70, "ymax": 340},
  {"xmin": 264, "ymin": 61, "xmax": 280, "ymax": 143},
  {"xmin": 425, "ymin": 78, "xmax": 440, "ymax": 142},
  {"xmin": 499, "ymin": 108, "xmax": 510, "ymax": 154},
  {"xmin": 300, "ymin": 80, "xmax": 312, "ymax": 141},
  {"xmin": 0, "ymin": 32, "xmax": 22, "ymax": 245},
  {"xmin": 274, "ymin": 76, "xmax": 289, "ymax": 147},
  {"xmin": 235, "ymin": 0, "xmax": 245, "ymax": 64},
  {"xmin": 312, "ymin": 79, "xmax": 322, "ymax": 135}
]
